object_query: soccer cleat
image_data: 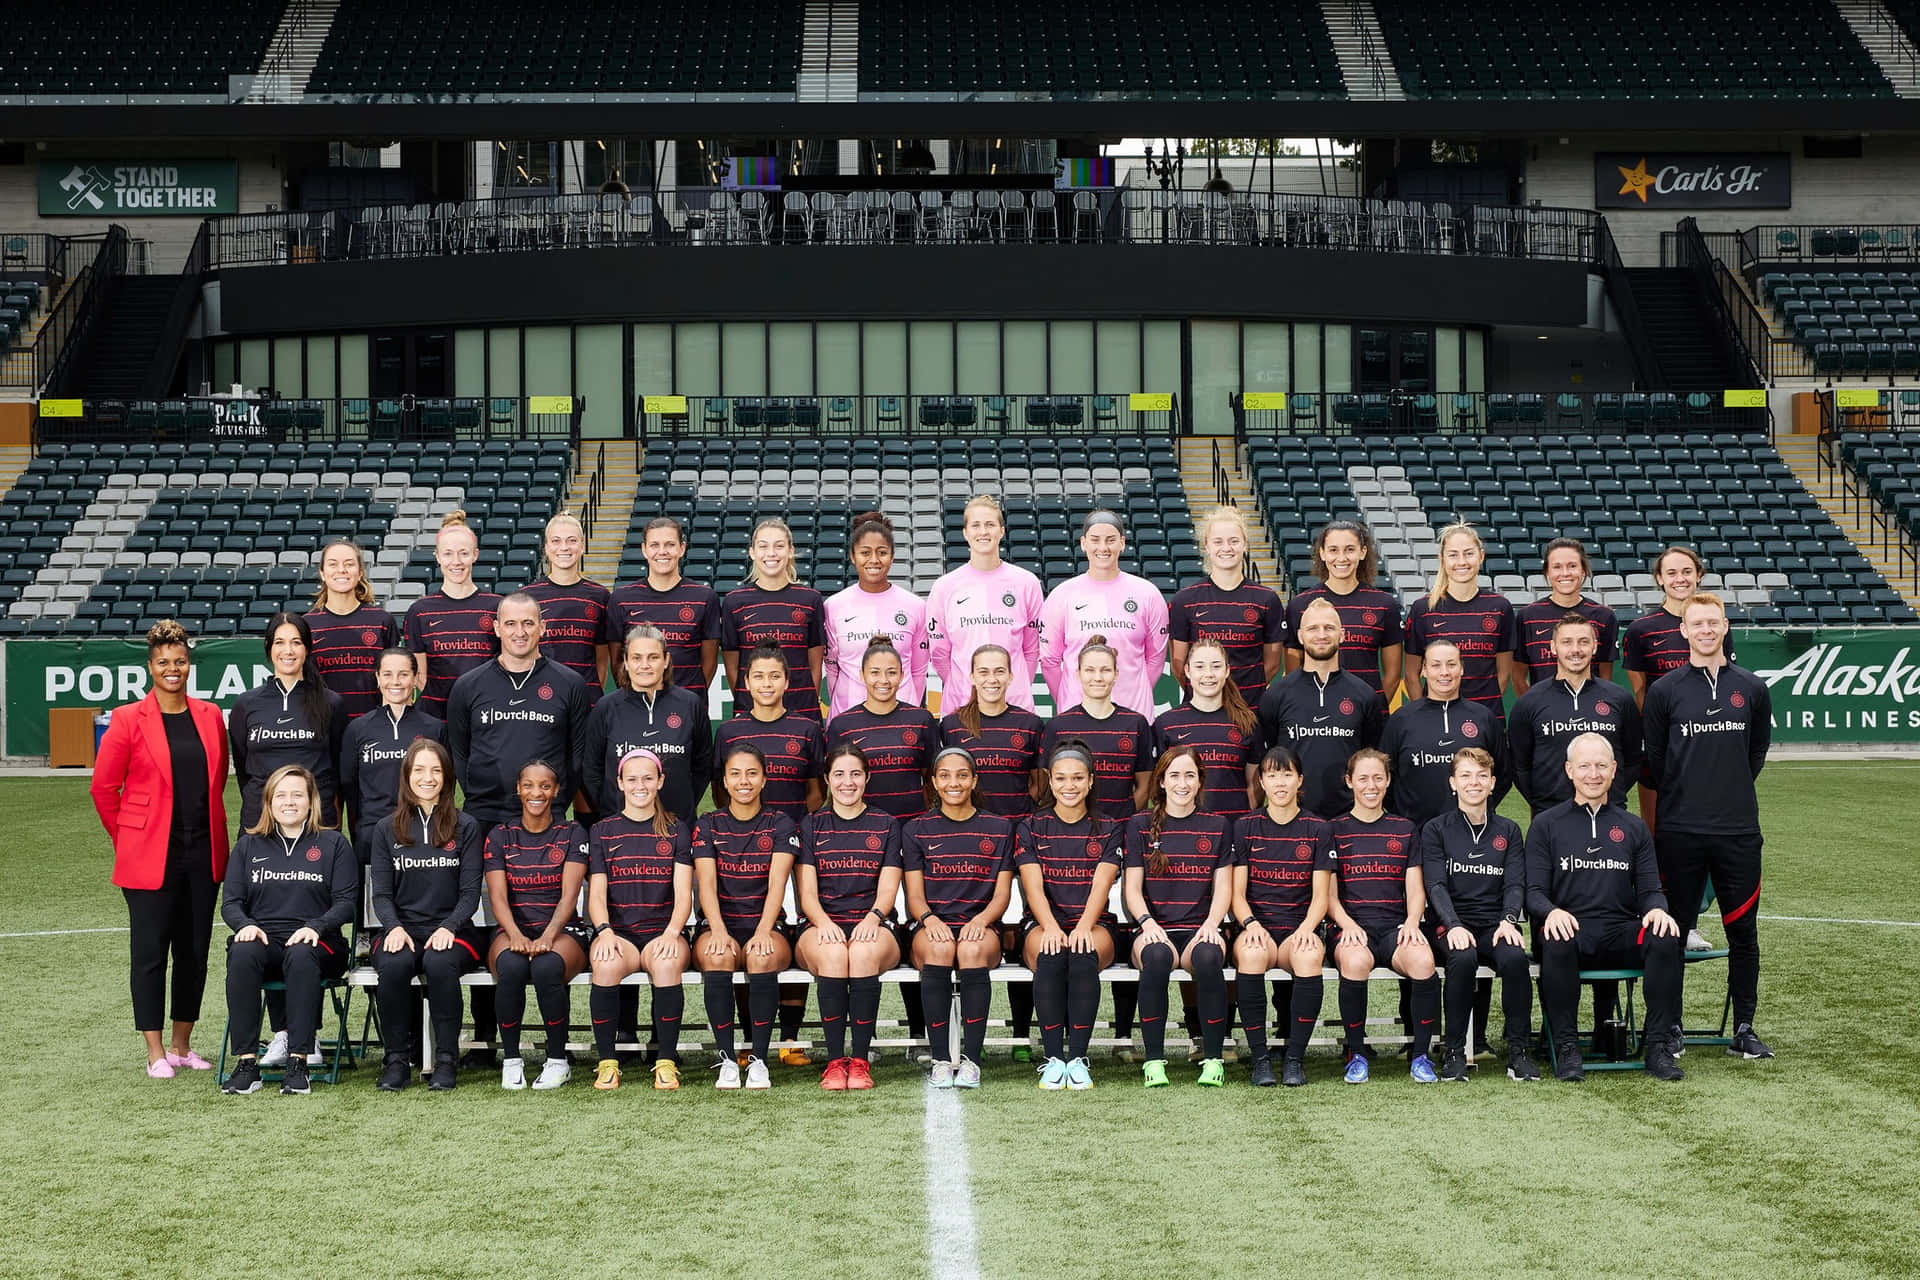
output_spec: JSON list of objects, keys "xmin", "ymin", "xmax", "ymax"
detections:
[
  {"xmin": 1506, "ymin": 1050, "xmax": 1542, "ymax": 1082},
  {"xmin": 532, "ymin": 1059, "xmax": 572, "ymax": 1090},
  {"xmin": 779, "ymin": 1047, "xmax": 811, "ymax": 1068},
  {"xmin": 955, "ymin": 1059, "xmax": 982, "ymax": 1089},
  {"xmin": 1141, "ymin": 1059, "xmax": 1170, "ymax": 1088},
  {"xmin": 279, "ymin": 1060, "xmax": 311, "ymax": 1096},
  {"xmin": 1248, "ymin": 1056, "xmax": 1277, "ymax": 1088},
  {"xmin": 1409, "ymin": 1054, "xmax": 1439, "ymax": 1084},
  {"xmin": 257, "ymin": 1031, "xmax": 289, "ymax": 1067},
  {"xmin": 1441, "ymin": 1048, "xmax": 1471, "ymax": 1083},
  {"xmin": 1343, "ymin": 1053, "xmax": 1370, "ymax": 1085},
  {"xmin": 1186, "ymin": 1036, "xmax": 1204, "ymax": 1064},
  {"xmin": 501, "ymin": 1058, "xmax": 527, "ymax": 1090},
  {"xmin": 1281, "ymin": 1059, "xmax": 1309, "ymax": 1088},
  {"xmin": 1685, "ymin": 928, "xmax": 1713, "ymax": 952},
  {"xmin": 165, "ymin": 1050, "xmax": 213, "ymax": 1071},
  {"xmin": 1011, "ymin": 1045, "xmax": 1032, "ymax": 1063},
  {"xmin": 221, "ymin": 1058, "xmax": 263, "ymax": 1095},
  {"xmin": 428, "ymin": 1053, "xmax": 458, "ymax": 1092},
  {"xmin": 460, "ymin": 1047, "xmax": 499, "ymax": 1070},
  {"xmin": 1038, "ymin": 1057, "xmax": 1069, "ymax": 1090},
  {"xmin": 714, "ymin": 1058, "xmax": 742, "ymax": 1090},
  {"xmin": 653, "ymin": 1060, "xmax": 681, "ymax": 1091},
  {"xmin": 145, "ymin": 1058, "xmax": 175, "ymax": 1079},
  {"xmin": 1064, "ymin": 1058, "xmax": 1093, "ymax": 1090},
  {"xmin": 593, "ymin": 1059, "xmax": 621, "ymax": 1091},
  {"xmin": 820, "ymin": 1058, "xmax": 850, "ymax": 1091},
  {"xmin": 1552, "ymin": 1041, "xmax": 1585, "ymax": 1083},
  {"xmin": 1645, "ymin": 1042, "xmax": 1686, "ymax": 1082},
  {"xmin": 1196, "ymin": 1058, "xmax": 1225, "ymax": 1088},
  {"xmin": 376, "ymin": 1056, "xmax": 412, "ymax": 1092},
  {"xmin": 1472, "ymin": 1036, "xmax": 1492, "ymax": 1061},
  {"xmin": 745, "ymin": 1058, "xmax": 771, "ymax": 1090},
  {"xmin": 844, "ymin": 1058, "xmax": 875, "ymax": 1090},
  {"xmin": 928, "ymin": 1060, "xmax": 955, "ymax": 1089}
]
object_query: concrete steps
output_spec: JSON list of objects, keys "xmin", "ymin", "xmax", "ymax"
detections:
[
  {"xmin": 1177, "ymin": 437, "xmax": 1287, "ymax": 592},
  {"xmin": 1832, "ymin": 0, "xmax": 1920, "ymax": 98},
  {"xmin": 246, "ymin": 0, "xmax": 342, "ymax": 103},
  {"xmin": 1775, "ymin": 433, "xmax": 1920, "ymax": 606},
  {"xmin": 1319, "ymin": 0, "xmax": 1405, "ymax": 100},
  {"xmin": 567, "ymin": 440, "xmax": 642, "ymax": 583}
]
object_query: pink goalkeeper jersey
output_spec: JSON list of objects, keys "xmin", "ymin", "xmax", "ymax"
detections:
[
  {"xmin": 1039, "ymin": 571, "xmax": 1171, "ymax": 716},
  {"xmin": 823, "ymin": 583, "xmax": 930, "ymax": 718},
  {"xmin": 925, "ymin": 561, "xmax": 1046, "ymax": 712}
]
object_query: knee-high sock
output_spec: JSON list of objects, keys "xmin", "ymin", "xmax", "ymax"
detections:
[
  {"xmin": 1066, "ymin": 950, "xmax": 1101, "ymax": 1061},
  {"xmin": 779, "ymin": 983, "xmax": 808, "ymax": 1041},
  {"xmin": 1190, "ymin": 944, "xmax": 1228, "ymax": 1059},
  {"xmin": 901, "ymin": 981, "xmax": 926, "ymax": 1037},
  {"xmin": 590, "ymin": 983, "xmax": 620, "ymax": 1061},
  {"xmin": 1032, "ymin": 951, "xmax": 1068, "ymax": 1060},
  {"xmin": 1339, "ymin": 977, "xmax": 1370, "ymax": 1053},
  {"xmin": 1237, "ymin": 973, "xmax": 1270, "ymax": 1061},
  {"xmin": 494, "ymin": 949, "xmax": 532, "ymax": 1060},
  {"xmin": 921, "ymin": 965, "xmax": 954, "ymax": 1061},
  {"xmin": 702, "ymin": 970, "xmax": 736, "ymax": 1058},
  {"xmin": 1111, "ymin": 980, "xmax": 1139, "ymax": 1037},
  {"xmin": 1287, "ymin": 977, "xmax": 1323, "ymax": 1063},
  {"xmin": 958, "ymin": 966, "xmax": 991, "ymax": 1064},
  {"xmin": 1410, "ymin": 975, "xmax": 1440, "ymax": 1058},
  {"xmin": 849, "ymin": 976, "xmax": 882, "ymax": 1061},
  {"xmin": 469, "ymin": 985, "xmax": 497, "ymax": 1042},
  {"xmin": 1008, "ymin": 980, "xmax": 1034, "ymax": 1039},
  {"xmin": 652, "ymin": 984, "xmax": 683, "ymax": 1064},
  {"xmin": 618, "ymin": 984, "xmax": 641, "ymax": 1043},
  {"xmin": 1138, "ymin": 943, "xmax": 1175, "ymax": 1062},
  {"xmin": 528, "ymin": 951, "xmax": 571, "ymax": 1060},
  {"xmin": 747, "ymin": 972, "xmax": 779, "ymax": 1063},
  {"xmin": 817, "ymin": 976, "xmax": 851, "ymax": 1061}
]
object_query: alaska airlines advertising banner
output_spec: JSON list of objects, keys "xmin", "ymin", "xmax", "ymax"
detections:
[{"xmin": 1595, "ymin": 152, "xmax": 1791, "ymax": 210}]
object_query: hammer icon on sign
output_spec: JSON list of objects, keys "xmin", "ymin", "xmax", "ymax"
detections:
[{"xmin": 58, "ymin": 165, "xmax": 111, "ymax": 212}]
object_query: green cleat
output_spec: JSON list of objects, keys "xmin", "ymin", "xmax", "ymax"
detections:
[
  {"xmin": 1196, "ymin": 1057, "xmax": 1226, "ymax": 1087},
  {"xmin": 1142, "ymin": 1059, "xmax": 1170, "ymax": 1088}
]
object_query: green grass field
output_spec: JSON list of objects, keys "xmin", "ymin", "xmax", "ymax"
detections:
[{"xmin": 5, "ymin": 763, "xmax": 1919, "ymax": 1278}]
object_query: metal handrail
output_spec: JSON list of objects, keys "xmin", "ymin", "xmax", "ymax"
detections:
[
  {"xmin": 1674, "ymin": 216, "xmax": 1765, "ymax": 386},
  {"xmin": 1596, "ymin": 217, "xmax": 1658, "ymax": 390},
  {"xmin": 37, "ymin": 226, "xmax": 129, "ymax": 397}
]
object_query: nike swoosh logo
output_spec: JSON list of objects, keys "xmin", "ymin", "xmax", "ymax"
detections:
[
  {"xmin": 1436, "ymin": 738, "xmax": 1453, "ymax": 747},
  {"xmin": 1586, "ymin": 846, "xmax": 1602, "ymax": 855},
  {"xmin": 276, "ymin": 716, "xmax": 293, "ymax": 725},
  {"xmin": 1313, "ymin": 715, "xmax": 1330, "ymax": 723},
  {"xmin": 428, "ymin": 618, "xmax": 443, "ymax": 628},
  {"xmin": 509, "ymin": 698, "xmax": 525, "ymax": 706},
  {"xmin": 1073, "ymin": 604, "xmax": 1088, "ymax": 611},
  {"xmin": 955, "ymin": 595, "xmax": 970, "ymax": 604},
  {"xmin": 1707, "ymin": 707, "xmax": 1724, "ymax": 716}
]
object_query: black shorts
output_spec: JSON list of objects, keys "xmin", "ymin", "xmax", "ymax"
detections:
[
  {"xmin": 1337, "ymin": 923, "xmax": 1406, "ymax": 971},
  {"xmin": 609, "ymin": 926, "xmax": 676, "ymax": 954},
  {"xmin": 497, "ymin": 921, "xmax": 592, "ymax": 952}
]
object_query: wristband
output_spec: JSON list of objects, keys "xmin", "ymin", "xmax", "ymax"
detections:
[
  {"xmin": 1138, "ymin": 914, "xmax": 1156, "ymax": 929},
  {"xmin": 918, "ymin": 911, "xmax": 935, "ymax": 927},
  {"xmin": 592, "ymin": 922, "xmax": 611, "ymax": 937},
  {"xmin": 867, "ymin": 908, "xmax": 886, "ymax": 922}
]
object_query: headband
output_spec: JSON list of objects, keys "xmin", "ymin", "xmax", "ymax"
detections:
[
  {"xmin": 1048, "ymin": 744, "xmax": 1095, "ymax": 770},
  {"xmin": 617, "ymin": 747, "xmax": 663, "ymax": 776},
  {"xmin": 932, "ymin": 745, "xmax": 975, "ymax": 770}
]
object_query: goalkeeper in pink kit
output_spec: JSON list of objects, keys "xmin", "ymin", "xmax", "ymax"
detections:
[{"xmin": 925, "ymin": 494, "xmax": 1045, "ymax": 713}]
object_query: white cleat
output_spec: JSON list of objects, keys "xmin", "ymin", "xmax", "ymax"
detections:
[
  {"xmin": 531, "ymin": 1060, "xmax": 572, "ymax": 1090},
  {"xmin": 500, "ymin": 1058, "xmax": 526, "ymax": 1090},
  {"xmin": 745, "ymin": 1057, "xmax": 771, "ymax": 1090}
]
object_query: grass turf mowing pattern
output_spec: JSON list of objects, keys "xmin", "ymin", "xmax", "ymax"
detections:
[{"xmin": 1, "ymin": 763, "xmax": 1917, "ymax": 1276}]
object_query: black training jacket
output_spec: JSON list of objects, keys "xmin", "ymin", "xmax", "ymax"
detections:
[
  {"xmin": 221, "ymin": 828, "xmax": 358, "ymax": 943},
  {"xmin": 227, "ymin": 677, "xmax": 348, "ymax": 830},
  {"xmin": 339, "ymin": 704, "xmax": 446, "ymax": 855},
  {"xmin": 368, "ymin": 808, "xmax": 485, "ymax": 934},
  {"xmin": 1524, "ymin": 799, "xmax": 1667, "ymax": 932},
  {"xmin": 445, "ymin": 656, "xmax": 592, "ymax": 825},
  {"xmin": 582, "ymin": 684, "xmax": 714, "ymax": 825},
  {"xmin": 1256, "ymin": 667, "xmax": 1386, "ymax": 818},
  {"xmin": 1377, "ymin": 695, "xmax": 1510, "ymax": 826},
  {"xmin": 1418, "ymin": 809, "xmax": 1526, "ymax": 929},
  {"xmin": 1508, "ymin": 675, "xmax": 1641, "ymax": 813},
  {"xmin": 1641, "ymin": 662, "xmax": 1771, "ymax": 836}
]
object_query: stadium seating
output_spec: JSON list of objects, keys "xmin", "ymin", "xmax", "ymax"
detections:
[
  {"xmin": 859, "ymin": 0, "xmax": 1343, "ymax": 97},
  {"xmin": 1836, "ymin": 428, "xmax": 1920, "ymax": 563},
  {"xmin": 1756, "ymin": 269, "xmax": 1920, "ymax": 376},
  {"xmin": 0, "ymin": 1, "xmax": 279, "ymax": 96},
  {"xmin": 1372, "ymin": 0, "xmax": 1893, "ymax": 99},
  {"xmin": 307, "ymin": 0, "xmax": 802, "ymax": 95},
  {"xmin": 626, "ymin": 436, "xmax": 1188, "ymax": 596},
  {"xmin": 1248, "ymin": 432, "xmax": 1917, "ymax": 626},
  {"xmin": 0, "ymin": 440, "xmax": 570, "ymax": 639}
]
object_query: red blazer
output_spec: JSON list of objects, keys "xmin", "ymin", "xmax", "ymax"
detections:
[{"xmin": 90, "ymin": 693, "xmax": 231, "ymax": 890}]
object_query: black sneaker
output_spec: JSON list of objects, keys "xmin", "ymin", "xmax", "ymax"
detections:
[
  {"xmin": 1645, "ymin": 1041, "xmax": 1685, "ymax": 1082},
  {"xmin": 1441, "ymin": 1047, "xmax": 1470, "ymax": 1082},
  {"xmin": 458, "ymin": 1047, "xmax": 498, "ymax": 1071},
  {"xmin": 1506, "ymin": 1049, "xmax": 1542, "ymax": 1082},
  {"xmin": 1280, "ymin": 1058, "xmax": 1308, "ymax": 1088},
  {"xmin": 429, "ymin": 1053, "xmax": 459, "ymax": 1092},
  {"xmin": 1552, "ymin": 1040, "xmax": 1585, "ymax": 1083},
  {"xmin": 1472, "ymin": 1036, "xmax": 1492, "ymax": 1060},
  {"xmin": 376, "ymin": 1055, "xmax": 412, "ymax": 1092},
  {"xmin": 1729, "ymin": 1024, "xmax": 1775, "ymax": 1060},
  {"xmin": 1248, "ymin": 1056, "xmax": 1277, "ymax": 1087},
  {"xmin": 280, "ymin": 1059, "xmax": 311, "ymax": 1095},
  {"xmin": 221, "ymin": 1058, "xmax": 263, "ymax": 1095}
]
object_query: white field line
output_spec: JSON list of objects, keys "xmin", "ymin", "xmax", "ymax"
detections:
[{"xmin": 923, "ymin": 1085, "xmax": 982, "ymax": 1280}]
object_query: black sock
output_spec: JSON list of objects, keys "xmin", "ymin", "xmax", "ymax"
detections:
[
  {"xmin": 1339, "ymin": 977, "xmax": 1370, "ymax": 1054},
  {"xmin": 902, "ymin": 982, "xmax": 926, "ymax": 1038},
  {"xmin": 652, "ymin": 984, "xmax": 683, "ymax": 1064},
  {"xmin": 1237, "ymin": 973, "xmax": 1270, "ymax": 1061},
  {"xmin": 1032, "ymin": 952, "xmax": 1068, "ymax": 1060},
  {"xmin": 702, "ymin": 970, "xmax": 736, "ymax": 1058},
  {"xmin": 529, "ymin": 952, "xmax": 570, "ymax": 1061},
  {"xmin": 958, "ymin": 967, "xmax": 991, "ymax": 1064},
  {"xmin": 817, "ymin": 976, "xmax": 851, "ymax": 1061},
  {"xmin": 590, "ymin": 983, "xmax": 619, "ymax": 1061},
  {"xmin": 1111, "ymin": 980, "xmax": 1138, "ymax": 1037},
  {"xmin": 1191, "ymin": 944, "xmax": 1228, "ymax": 1059},
  {"xmin": 1008, "ymin": 980, "xmax": 1034, "ymax": 1039},
  {"xmin": 1138, "ymin": 943, "xmax": 1174, "ymax": 1062},
  {"xmin": 470, "ymin": 986, "xmax": 497, "ymax": 1044},
  {"xmin": 1411, "ymin": 975, "xmax": 1440, "ymax": 1058},
  {"xmin": 617, "ymin": 985, "xmax": 641, "ymax": 1045},
  {"xmin": 1066, "ymin": 950, "xmax": 1101, "ymax": 1061},
  {"xmin": 1287, "ymin": 977, "xmax": 1323, "ymax": 1063},
  {"xmin": 922, "ymin": 965, "xmax": 954, "ymax": 1061},
  {"xmin": 494, "ymin": 949, "xmax": 530, "ymax": 1061},
  {"xmin": 747, "ymin": 973, "xmax": 779, "ymax": 1063},
  {"xmin": 850, "ymin": 976, "xmax": 882, "ymax": 1061},
  {"xmin": 779, "ymin": 986, "xmax": 807, "ymax": 1042}
]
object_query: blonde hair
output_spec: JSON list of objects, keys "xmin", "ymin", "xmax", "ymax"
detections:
[
  {"xmin": 1451, "ymin": 746, "xmax": 1497, "ymax": 777},
  {"xmin": 1427, "ymin": 521, "xmax": 1485, "ymax": 609},
  {"xmin": 247, "ymin": 764, "xmax": 325, "ymax": 837},
  {"xmin": 1683, "ymin": 591, "xmax": 1726, "ymax": 617},
  {"xmin": 1193, "ymin": 505, "xmax": 1249, "ymax": 569},
  {"xmin": 744, "ymin": 516, "xmax": 802, "ymax": 588},
  {"xmin": 310, "ymin": 539, "xmax": 375, "ymax": 609},
  {"xmin": 541, "ymin": 511, "xmax": 587, "ymax": 575},
  {"xmin": 961, "ymin": 493, "xmax": 1005, "ymax": 525}
]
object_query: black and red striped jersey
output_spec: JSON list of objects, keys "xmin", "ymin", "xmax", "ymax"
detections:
[
  {"xmin": 1284, "ymin": 585, "xmax": 1404, "ymax": 695},
  {"xmin": 721, "ymin": 583, "xmax": 828, "ymax": 719},
  {"xmin": 939, "ymin": 707, "xmax": 1044, "ymax": 817},
  {"xmin": 1232, "ymin": 809, "xmax": 1334, "ymax": 933},
  {"xmin": 1152, "ymin": 703, "xmax": 1262, "ymax": 820},
  {"xmin": 798, "ymin": 807, "xmax": 902, "ymax": 929},
  {"xmin": 404, "ymin": 590, "xmax": 503, "ymax": 718},
  {"xmin": 521, "ymin": 576, "xmax": 611, "ymax": 700},
  {"xmin": 1516, "ymin": 596, "xmax": 1618, "ymax": 685},
  {"xmin": 1167, "ymin": 580, "xmax": 1285, "ymax": 705},
  {"xmin": 1040, "ymin": 705, "xmax": 1156, "ymax": 818},
  {"xmin": 606, "ymin": 578, "xmax": 724, "ymax": 694},
  {"xmin": 304, "ymin": 604, "xmax": 402, "ymax": 719},
  {"xmin": 1012, "ymin": 809, "xmax": 1122, "ymax": 928},
  {"xmin": 1123, "ymin": 810, "xmax": 1232, "ymax": 929},
  {"xmin": 588, "ymin": 814, "xmax": 692, "ymax": 937},
  {"xmin": 691, "ymin": 809, "xmax": 799, "ymax": 937},
  {"xmin": 827, "ymin": 703, "xmax": 940, "ymax": 819},
  {"xmin": 902, "ymin": 810, "xmax": 1015, "ymax": 927},
  {"xmin": 483, "ymin": 819, "xmax": 589, "ymax": 936},
  {"xmin": 711, "ymin": 712, "xmax": 825, "ymax": 822},
  {"xmin": 1329, "ymin": 811, "xmax": 1421, "ymax": 932},
  {"xmin": 1624, "ymin": 607, "xmax": 1735, "ymax": 679},
  {"xmin": 1404, "ymin": 590, "xmax": 1517, "ymax": 720}
]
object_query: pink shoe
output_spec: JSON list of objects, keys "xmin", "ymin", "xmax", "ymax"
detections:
[
  {"xmin": 166, "ymin": 1050, "xmax": 214, "ymax": 1071},
  {"xmin": 146, "ymin": 1058, "xmax": 176, "ymax": 1079}
]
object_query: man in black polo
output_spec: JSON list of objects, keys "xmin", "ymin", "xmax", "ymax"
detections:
[{"xmin": 1257, "ymin": 598, "xmax": 1387, "ymax": 817}]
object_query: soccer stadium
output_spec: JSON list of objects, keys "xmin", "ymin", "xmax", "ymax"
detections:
[{"xmin": 4, "ymin": 1, "xmax": 1920, "ymax": 1274}]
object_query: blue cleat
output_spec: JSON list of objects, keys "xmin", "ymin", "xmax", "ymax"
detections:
[
  {"xmin": 1410, "ymin": 1054, "xmax": 1439, "ymax": 1084},
  {"xmin": 1343, "ymin": 1053, "xmax": 1370, "ymax": 1085}
]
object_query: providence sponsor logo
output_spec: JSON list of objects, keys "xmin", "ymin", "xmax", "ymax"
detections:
[{"xmin": 956, "ymin": 613, "xmax": 1016, "ymax": 629}]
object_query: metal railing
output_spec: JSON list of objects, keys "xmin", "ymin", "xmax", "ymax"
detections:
[
  {"xmin": 1233, "ymin": 389, "xmax": 1772, "ymax": 438},
  {"xmin": 0, "ymin": 232, "xmax": 67, "ymax": 280},
  {"xmin": 1817, "ymin": 390, "xmax": 1920, "ymax": 589},
  {"xmin": 203, "ymin": 189, "xmax": 1604, "ymax": 267},
  {"xmin": 31, "ymin": 227, "xmax": 129, "ymax": 396},
  {"xmin": 1596, "ymin": 217, "xmax": 1658, "ymax": 390},
  {"xmin": 1741, "ymin": 223, "xmax": 1920, "ymax": 265},
  {"xmin": 1674, "ymin": 217, "xmax": 1765, "ymax": 386},
  {"xmin": 580, "ymin": 441, "xmax": 606, "ymax": 554},
  {"xmin": 30, "ymin": 393, "xmax": 582, "ymax": 448},
  {"xmin": 635, "ymin": 392, "xmax": 1177, "ymax": 443}
]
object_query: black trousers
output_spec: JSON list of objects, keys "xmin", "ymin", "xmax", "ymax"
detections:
[
  {"xmin": 123, "ymin": 838, "xmax": 216, "ymax": 1031},
  {"xmin": 1540, "ymin": 920, "xmax": 1681, "ymax": 1047},
  {"xmin": 1440, "ymin": 926, "xmax": 1531, "ymax": 1053},
  {"xmin": 226, "ymin": 934, "xmax": 348, "ymax": 1057},
  {"xmin": 1658, "ymin": 828, "xmax": 1763, "ymax": 1029},
  {"xmin": 374, "ymin": 927, "xmax": 482, "ymax": 1061}
]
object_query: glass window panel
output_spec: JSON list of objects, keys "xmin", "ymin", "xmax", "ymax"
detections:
[
  {"xmin": 270, "ymin": 337, "xmax": 302, "ymax": 397},
  {"xmin": 1142, "ymin": 320, "xmax": 1181, "ymax": 402},
  {"xmin": 1095, "ymin": 320, "xmax": 1139, "ymax": 393},
  {"xmin": 574, "ymin": 324, "xmax": 622, "ymax": 439},
  {"xmin": 1048, "ymin": 321, "xmax": 1093, "ymax": 394},
  {"xmin": 1435, "ymin": 327, "xmax": 1462, "ymax": 394},
  {"xmin": 1292, "ymin": 325, "xmax": 1322, "ymax": 394},
  {"xmin": 1324, "ymin": 325, "xmax": 1353, "ymax": 393},
  {"xmin": 211, "ymin": 341, "xmax": 234, "ymax": 390},
  {"xmin": 1189, "ymin": 320, "xmax": 1238, "ymax": 436},
  {"xmin": 956, "ymin": 321, "xmax": 1000, "ymax": 394},
  {"xmin": 1399, "ymin": 329, "xmax": 1432, "ymax": 393},
  {"xmin": 633, "ymin": 324, "xmax": 672, "ymax": 395},
  {"xmin": 816, "ymin": 322, "xmax": 859, "ymax": 394},
  {"xmin": 484, "ymin": 329, "xmax": 519, "ymax": 399},
  {"xmin": 238, "ymin": 339, "xmax": 270, "ymax": 392},
  {"xmin": 453, "ymin": 330, "xmax": 485, "ymax": 398},
  {"xmin": 862, "ymin": 322, "xmax": 906, "ymax": 395},
  {"xmin": 339, "ymin": 335, "xmax": 370, "ymax": 398},
  {"xmin": 1241, "ymin": 322, "xmax": 1290, "ymax": 395},
  {"xmin": 304, "ymin": 337, "xmax": 336, "ymax": 400},
  {"xmin": 909, "ymin": 321, "xmax": 953, "ymax": 395},
  {"xmin": 769, "ymin": 323, "xmax": 813, "ymax": 395},
  {"xmin": 721, "ymin": 322, "xmax": 765, "ymax": 396},
  {"xmin": 1465, "ymin": 329, "xmax": 1487, "ymax": 393},
  {"xmin": 1002, "ymin": 321, "xmax": 1046, "ymax": 394},
  {"xmin": 1356, "ymin": 327, "xmax": 1392, "ymax": 391},
  {"xmin": 674, "ymin": 323, "xmax": 718, "ymax": 396},
  {"xmin": 524, "ymin": 325, "xmax": 571, "ymax": 400}
]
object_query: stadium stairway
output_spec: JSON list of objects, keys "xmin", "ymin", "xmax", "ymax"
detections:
[
  {"xmin": 1626, "ymin": 268, "xmax": 1748, "ymax": 392},
  {"xmin": 245, "ymin": 0, "xmax": 342, "ymax": 102},
  {"xmin": 1833, "ymin": 0, "xmax": 1920, "ymax": 97},
  {"xmin": 0, "ymin": 446, "xmax": 32, "ymax": 497},
  {"xmin": 1775, "ymin": 433, "xmax": 1920, "ymax": 608},
  {"xmin": 0, "ymin": 278, "xmax": 70, "ymax": 389},
  {"xmin": 1179, "ymin": 437, "xmax": 1286, "ymax": 589},
  {"xmin": 1319, "ymin": 0, "xmax": 1405, "ymax": 99},
  {"xmin": 80, "ymin": 278, "xmax": 182, "ymax": 399},
  {"xmin": 569, "ymin": 441, "xmax": 642, "ymax": 583}
]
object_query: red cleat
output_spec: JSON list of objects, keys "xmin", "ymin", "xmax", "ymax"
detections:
[
  {"xmin": 820, "ymin": 1057, "xmax": 850, "ymax": 1091},
  {"xmin": 844, "ymin": 1057, "xmax": 874, "ymax": 1090}
]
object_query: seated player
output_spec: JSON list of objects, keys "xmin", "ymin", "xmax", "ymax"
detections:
[{"xmin": 1526, "ymin": 734, "xmax": 1685, "ymax": 1083}]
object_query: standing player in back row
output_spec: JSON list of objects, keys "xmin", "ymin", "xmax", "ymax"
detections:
[
  {"xmin": 721, "ymin": 517, "xmax": 827, "ymax": 721},
  {"xmin": 1040, "ymin": 510, "xmax": 1170, "ymax": 719},
  {"xmin": 925, "ymin": 494, "xmax": 1045, "ymax": 714},
  {"xmin": 1169, "ymin": 506, "xmax": 1284, "ymax": 707},
  {"xmin": 520, "ymin": 512, "xmax": 610, "ymax": 708},
  {"xmin": 1284, "ymin": 519, "xmax": 1403, "ymax": 699},
  {"xmin": 606, "ymin": 516, "xmax": 723, "ymax": 700},
  {"xmin": 824, "ymin": 512, "xmax": 928, "ymax": 718},
  {"xmin": 1513, "ymin": 537, "xmax": 1617, "ymax": 693},
  {"xmin": 1403, "ymin": 522, "xmax": 1514, "ymax": 725},
  {"xmin": 406, "ymin": 510, "xmax": 503, "ymax": 720},
  {"xmin": 305, "ymin": 538, "xmax": 402, "ymax": 720}
]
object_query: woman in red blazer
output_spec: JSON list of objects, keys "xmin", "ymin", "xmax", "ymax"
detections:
[{"xmin": 90, "ymin": 619, "xmax": 232, "ymax": 1077}]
